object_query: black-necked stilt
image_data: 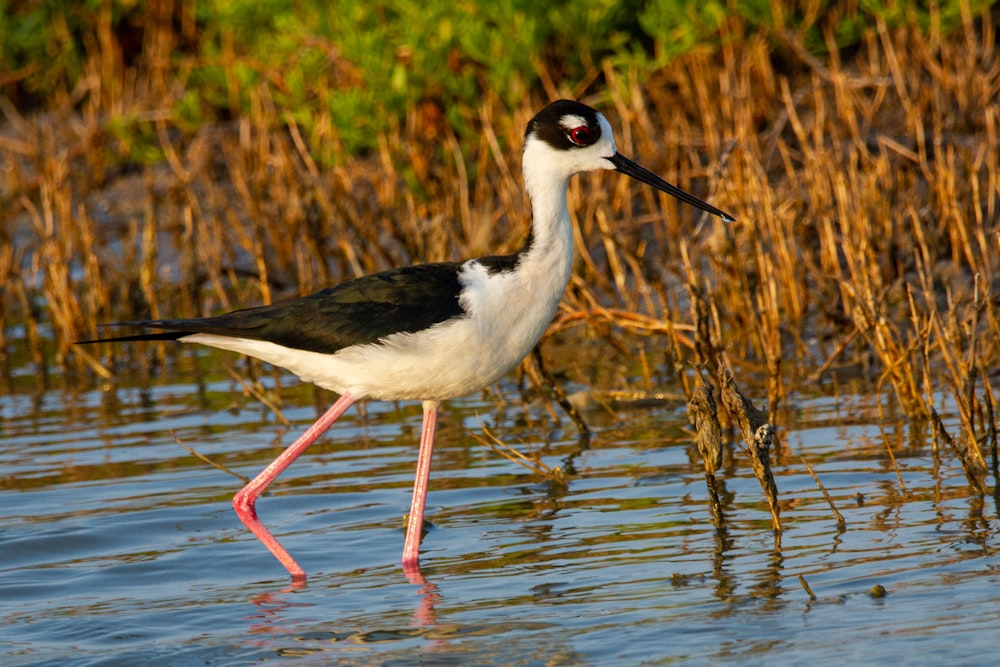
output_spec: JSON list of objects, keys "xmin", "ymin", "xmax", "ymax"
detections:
[{"xmin": 80, "ymin": 99, "xmax": 734, "ymax": 582}]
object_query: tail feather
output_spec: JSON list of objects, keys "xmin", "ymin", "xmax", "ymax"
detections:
[{"xmin": 76, "ymin": 324, "xmax": 192, "ymax": 345}]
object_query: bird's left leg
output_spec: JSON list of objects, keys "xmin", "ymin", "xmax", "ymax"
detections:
[{"xmin": 232, "ymin": 391, "xmax": 356, "ymax": 581}]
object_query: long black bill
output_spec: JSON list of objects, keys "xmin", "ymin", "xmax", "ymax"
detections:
[{"xmin": 609, "ymin": 152, "xmax": 735, "ymax": 222}]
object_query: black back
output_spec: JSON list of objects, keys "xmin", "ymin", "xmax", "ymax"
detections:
[{"xmin": 83, "ymin": 263, "xmax": 467, "ymax": 354}]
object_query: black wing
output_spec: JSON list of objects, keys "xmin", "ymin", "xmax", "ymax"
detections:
[{"xmin": 79, "ymin": 262, "xmax": 467, "ymax": 354}]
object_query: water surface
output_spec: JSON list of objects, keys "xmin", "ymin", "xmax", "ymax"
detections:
[{"xmin": 2, "ymin": 349, "xmax": 998, "ymax": 665}]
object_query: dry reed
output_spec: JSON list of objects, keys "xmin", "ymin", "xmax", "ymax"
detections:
[{"xmin": 2, "ymin": 8, "xmax": 998, "ymax": 505}]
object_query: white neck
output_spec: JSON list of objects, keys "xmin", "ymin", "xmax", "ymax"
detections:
[{"xmin": 517, "ymin": 136, "xmax": 578, "ymax": 295}]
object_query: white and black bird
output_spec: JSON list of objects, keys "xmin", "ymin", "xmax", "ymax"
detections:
[{"xmin": 81, "ymin": 99, "xmax": 734, "ymax": 582}]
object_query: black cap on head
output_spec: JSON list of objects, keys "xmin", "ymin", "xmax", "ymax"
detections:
[{"xmin": 525, "ymin": 100, "xmax": 603, "ymax": 150}]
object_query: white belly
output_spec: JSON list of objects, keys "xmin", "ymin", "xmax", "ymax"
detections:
[{"xmin": 182, "ymin": 258, "xmax": 567, "ymax": 401}]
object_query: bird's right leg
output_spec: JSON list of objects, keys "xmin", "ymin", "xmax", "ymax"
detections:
[{"xmin": 401, "ymin": 400, "xmax": 439, "ymax": 573}]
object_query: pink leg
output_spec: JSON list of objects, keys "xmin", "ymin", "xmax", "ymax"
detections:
[
  {"xmin": 233, "ymin": 392, "xmax": 355, "ymax": 581},
  {"xmin": 401, "ymin": 400, "xmax": 439, "ymax": 569}
]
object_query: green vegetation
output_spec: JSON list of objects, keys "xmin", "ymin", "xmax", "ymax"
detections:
[{"xmin": 3, "ymin": 0, "xmax": 993, "ymax": 156}]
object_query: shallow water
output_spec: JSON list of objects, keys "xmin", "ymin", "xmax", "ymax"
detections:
[{"xmin": 2, "ymin": 348, "xmax": 998, "ymax": 666}]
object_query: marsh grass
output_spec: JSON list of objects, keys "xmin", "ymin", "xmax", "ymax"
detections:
[{"xmin": 2, "ymin": 8, "xmax": 998, "ymax": 507}]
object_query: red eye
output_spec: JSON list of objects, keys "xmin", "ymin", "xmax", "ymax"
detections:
[{"xmin": 569, "ymin": 126, "xmax": 592, "ymax": 146}]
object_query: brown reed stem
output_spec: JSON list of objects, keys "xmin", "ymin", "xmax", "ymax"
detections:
[
  {"xmin": 222, "ymin": 363, "xmax": 290, "ymax": 427},
  {"xmin": 528, "ymin": 346, "xmax": 590, "ymax": 436},
  {"xmin": 800, "ymin": 456, "xmax": 847, "ymax": 531},
  {"xmin": 717, "ymin": 361, "xmax": 781, "ymax": 533},
  {"xmin": 686, "ymin": 366, "xmax": 725, "ymax": 530},
  {"xmin": 472, "ymin": 422, "xmax": 566, "ymax": 486},
  {"xmin": 797, "ymin": 574, "xmax": 817, "ymax": 601}
]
